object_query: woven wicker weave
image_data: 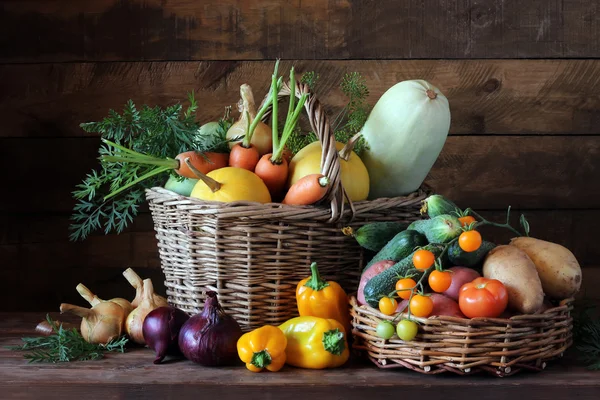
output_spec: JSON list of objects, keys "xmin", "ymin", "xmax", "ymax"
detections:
[
  {"xmin": 350, "ymin": 296, "xmax": 574, "ymax": 377},
  {"xmin": 146, "ymin": 80, "xmax": 429, "ymax": 330}
]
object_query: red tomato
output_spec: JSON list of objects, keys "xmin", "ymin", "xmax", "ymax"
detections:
[{"xmin": 458, "ymin": 277, "xmax": 508, "ymax": 318}]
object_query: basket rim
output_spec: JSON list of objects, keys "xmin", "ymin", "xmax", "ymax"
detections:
[
  {"xmin": 145, "ymin": 184, "xmax": 432, "ymax": 221},
  {"xmin": 349, "ymin": 295, "xmax": 575, "ymax": 326}
]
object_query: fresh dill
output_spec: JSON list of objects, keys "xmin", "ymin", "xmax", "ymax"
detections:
[
  {"xmin": 286, "ymin": 71, "xmax": 371, "ymax": 156},
  {"xmin": 69, "ymin": 94, "xmax": 233, "ymax": 241},
  {"xmin": 9, "ymin": 315, "xmax": 128, "ymax": 363},
  {"xmin": 573, "ymin": 301, "xmax": 600, "ymax": 370}
]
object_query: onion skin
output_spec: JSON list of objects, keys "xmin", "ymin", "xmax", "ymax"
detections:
[
  {"xmin": 178, "ymin": 291, "xmax": 243, "ymax": 367},
  {"xmin": 142, "ymin": 306, "xmax": 190, "ymax": 364}
]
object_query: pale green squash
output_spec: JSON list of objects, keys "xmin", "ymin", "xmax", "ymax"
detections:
[{"xmin": 360, "ymin": 80, "xmax": 451, "ymax": 199}]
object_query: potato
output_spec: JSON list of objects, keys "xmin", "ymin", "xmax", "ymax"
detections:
[
  {"xmin": 430, "ymin": 294, "xmax": 465, "ymax": 318},
  {"xmin": 510, "ymin": 237, "xmax": 582, "ymax": 299},
  {"xmin": 483, "ymin": 245, "xmax": 544, "ymax": 314},
  {"xmin": 442, "ymin": 267, "xmax": 481, "ymax": 301}
]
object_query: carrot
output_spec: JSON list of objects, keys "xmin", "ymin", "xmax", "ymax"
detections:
[
  {"xmin": 228, "ymin": 143, "xmax": 260, "ymax": 171},
  {"xmin": 175, "ymin": 151, "xmax": 229, "ymax": 178},
  {"xmin": 254, "ymin": 154, "xmax": 289, "ymax": 197},
  {"xmin": 282, "ymin": 174, "xmax": 329, "ymax": 205},
  {"xmin": 100, "ymin": 139, "xmax": 230, "ymax": 200}
]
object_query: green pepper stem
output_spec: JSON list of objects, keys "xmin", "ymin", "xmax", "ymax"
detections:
[
  {"xmin": 322, "ymin": 329, "xmax": 346, "ymax": 356},
  {"xmin": 303, "ymin": 262, "xmax": 329, "ymax": 291},
  {"xmin": 250, "ymin": 349, "xmax": 272, "ymax": 369}
]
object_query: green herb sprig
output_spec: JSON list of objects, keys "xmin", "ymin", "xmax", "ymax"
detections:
[
  {"xmin": 9, "ymin": 315, "xmax": 128, "ymax": 363},
  {"xmin": 573, "ymin": 301, "xmax": 600, "ymax": 370},
  {"xmin": 70, "ymin": 94, "xmax": 233, "ymax": 241},
  {"xmin": 286, "ymin": 71, "xmax": 370, "ymax": 156}
]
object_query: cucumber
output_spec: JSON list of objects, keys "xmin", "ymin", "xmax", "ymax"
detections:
[
  {"xmin": 408, "ymin": 214, "xmax": 462, "ymax": 243},
  {"xmin": 448, "ymin": 240, "xmax": 496, "ymax": 268},
  {"xmin": 344, "ymin": 222, "xmax": 408, "ymax": 252},
  {"xmin": 363, "ymin": 244, "xmax": 445, "ymax": 308},
  {"xmin": 362, "ymin": 230, "xmax": 428, "ymax": 273},
  {"xmin": 421, "ymin": 195, "xmax": 460, "ymax": 218}
]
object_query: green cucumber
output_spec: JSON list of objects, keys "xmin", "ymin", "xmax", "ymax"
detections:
[
  {"xmin": 408, "ymin": 214, "xmax": 462, "ymax": 243},
  {"xmin": 421, "ymin": 195, "xmax": 461, "ymax": 218},
  {"xmin": 344, "ymin": 222, "xmax": 408, "ymax": 252},
  {"xmin": 363, "ymin": 244, "xmax": 445, "ymax": 308},
  {"xmin": 362, "ymin": 230, "xmax": 428, "ymax": 274},
  {"xmin": 448, "ymin": 240, "xmax": 496, "ymax": 268}
]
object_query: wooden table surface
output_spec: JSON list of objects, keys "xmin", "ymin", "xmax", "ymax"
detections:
[{"xmin": 1, "ymin": 313, "xmax": 599, "ymax": 400}]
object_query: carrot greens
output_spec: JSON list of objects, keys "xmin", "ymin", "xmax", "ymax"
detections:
[{"xmin": 70, "ymin": 94, "xmax": 233, "ymax": 241}]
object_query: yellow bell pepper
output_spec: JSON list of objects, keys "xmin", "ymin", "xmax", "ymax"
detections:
[
  {"xmin": 296, "ymin": 262, "xmax": 351, "ymax": 335},
  {"xmin": 278, "ymin": 316, "xmax": 350, "ymax": 369},
  {"xmin": 237, "ymin": 325, "xmax": 287, "ymax": 372}
]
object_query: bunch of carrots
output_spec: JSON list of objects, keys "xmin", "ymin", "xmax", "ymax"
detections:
[{"xmin": 101, "ymin": 61, "xmax": 331, "ymax": 207}]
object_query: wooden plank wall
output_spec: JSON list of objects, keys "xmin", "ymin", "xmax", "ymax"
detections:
[{"xmin": 1, "ymin": 0, "xmax": 599, "ymax": 311}]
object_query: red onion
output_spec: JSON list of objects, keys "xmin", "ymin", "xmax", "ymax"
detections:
[
  {"xmin": 178, "ymin": 291, "xmax": 243, "ymax": 366},
  {"xmin": 142, "ymin": 306, "xmax": 190, "ymax": 364}
]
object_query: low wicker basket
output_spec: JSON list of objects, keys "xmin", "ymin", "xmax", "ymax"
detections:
[
  {"xmin": 146, "ymin": 80, "xmax": 429, "ymax": 330},
  {"xmin": 350, "ymin": 295, "xmax": 574, "ymax": 377}
]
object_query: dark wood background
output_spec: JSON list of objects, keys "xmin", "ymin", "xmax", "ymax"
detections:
[{"xmin": 1, "ymin": 0, "xmax": 598, "ymax": 311}]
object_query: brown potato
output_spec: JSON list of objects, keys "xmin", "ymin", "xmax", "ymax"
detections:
[
  {"xmin": 509, "ymin": 237, "xmax": 582, "ymax": 299},
  {"xmin": 483, "ymin": 245, "xmax": 544, "ymax": 314}
]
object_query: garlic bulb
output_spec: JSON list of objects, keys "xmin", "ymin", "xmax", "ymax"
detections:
[
  {"xmin": 60, "ymin": 302, "xmax": 126, "ymax": 344},
  {"xmin": 125, "ymin": 279, "xmax": 166, "ymax": 345},
  {"xmin": 226, "ymin": 84, "xmax": 272, "ymax": 156}
]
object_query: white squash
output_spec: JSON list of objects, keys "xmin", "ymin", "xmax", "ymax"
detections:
[{"xmin": 360, "ymin": 80, "xmax": 451, "ymax": 199}]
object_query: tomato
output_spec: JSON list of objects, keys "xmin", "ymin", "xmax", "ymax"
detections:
[
  {"xmin": 396, "ymin": 319, "xmax": 418, "ymax": 341},
  {"xmin": 412, "ymin": 250, "xmax": 435, "ymax": 271},
  {"xmin": 459, "ymin": 230, "xmax": 482, "ymax": 252},
  {"xmin": 458, "ymin": 215, "xmax": 476, "ymax": 227},
  {"xmin": 378, "ymin": 297, "xmax": 398, "ymax": 316},
  {"xmin": 428, "ymin": 270, "xmax": 452, "ymax": 293},
  {"xmin": 409, "ymin": 294, "xmax": 434, "ymax": 318},
  {"xmin": 458, "ymin": 277, "xmax": 508, "ymax": 318},
  {"xmin": 376, "ymin": 320, "xmax": 395, "ymax": 339},
  {"xmin": 395, "ymin": 278, "xmax": 417, "ymax": 300}
]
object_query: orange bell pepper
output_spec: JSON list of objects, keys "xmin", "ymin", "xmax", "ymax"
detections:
[
  {"xmin": 296, "ymin": 262, "xmax": 351, "ymax": 335},
  {"xmin": 237, "ymin": 325, "xmax": 287, "ymax": 372}
]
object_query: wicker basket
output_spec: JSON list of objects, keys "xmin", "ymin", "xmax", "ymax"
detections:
[
  {"xmin": 146, "ymin": 80, "xmax": 429, "ymax": 330},
  {"xmin": 350, "ymin": 295, "xmax": 574, "ymax": 377}
]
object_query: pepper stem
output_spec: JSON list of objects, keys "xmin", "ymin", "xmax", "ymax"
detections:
[
  {"xmin": 251, "ymin": 349, "xmax": 272, "ymax": 369},
  {"xmin": 303, "ymin": 262, "xmax": 329, "ymax": 291},
  {"xmin": 184, "ymin": 158, "xmax": 222, "ymax": 193},
  {"xmin": 322, "ymin": 328, "xmax": 346, "ymax": 356}
]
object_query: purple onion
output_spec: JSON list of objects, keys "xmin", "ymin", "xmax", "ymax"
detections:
[
  {"xmin": 142, "ymin": 306, "xmax": 190, "ymax": 364},
  {"xmin": 178, "ymin": 291, "xmax": 243, "ymax": 366}
]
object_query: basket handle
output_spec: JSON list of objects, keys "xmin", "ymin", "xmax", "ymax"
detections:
[{"xmin": 259, "ymin": 79, "xmax": 352, "ymax": 222}]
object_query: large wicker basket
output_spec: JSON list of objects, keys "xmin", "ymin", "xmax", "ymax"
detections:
[
  {"xmin": 146, "ymin": 80, "xmax": 429, "ymax": 330},
  {"xmin": 350, "ymin": 296, "xmax": 574, "ymax": 377}
]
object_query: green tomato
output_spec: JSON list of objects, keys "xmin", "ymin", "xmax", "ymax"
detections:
[
  {"xmin": 396, "ymin": 319, "xmax": 418, "ymax": 341},
  {"xmin": 376, "ymin": 321, "xmax": 395, "ymax": 340},
  {"xmin": 164, "ymin": 175, "xmax": 198, "ymax": 197}
]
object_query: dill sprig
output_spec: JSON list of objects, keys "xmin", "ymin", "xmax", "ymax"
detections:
[
  {"xmin": 69, "ymin": 94, "xmax": 233, "ymax": 241},
  {"xmin": 573, "ymin": 301, "xmax": 600, "ymax": 370},
  {"xmin": 9, "ymin": 315, "xmax": 128, "ymax": 363},
  {"xmin": 286, "ymin": 71, "xmax": 370, "ymax": 156}
]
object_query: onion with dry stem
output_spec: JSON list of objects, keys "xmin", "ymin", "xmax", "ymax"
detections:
[
  {"xmin": 123, "ymin": 268, "xmax": 169, "ymax": 308},
  {"xmin": 226, "ymin": 84, "xmax": 272, "ymax": 156},
  {"xmin": 60, "ymin": 301, "xmax": 127, "ymax": 345},
  {"xmin": 76, "ymin": 283, "xmax": 133, "ymax": 318},
  {"xmin": 125, "ymin": 278, "xmax": 167, "ymax": 345}
]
